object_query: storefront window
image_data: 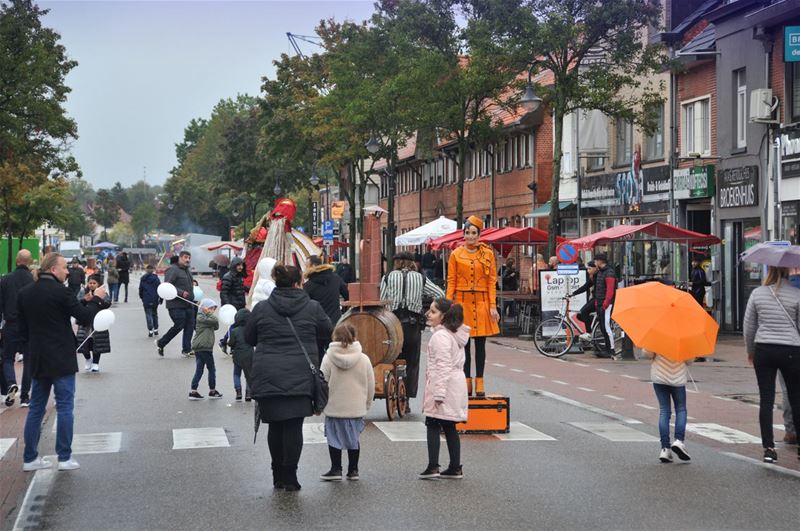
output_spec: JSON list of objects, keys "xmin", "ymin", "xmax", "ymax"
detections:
[{"xmin": 781, "ymin": 202, "xmax": 799, "ymax": 245}]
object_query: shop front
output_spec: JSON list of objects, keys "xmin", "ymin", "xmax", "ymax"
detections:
[
  {"xmin": 780, "ymin": 128, "xmax": 800, "ymax": 244},
  {"xmin": 717, "ymin": 165, "xmax": 762, "ymax": 331},
  {"xmin": 579, "ymin": 165, "xmax": 671, "ymax": 279}
]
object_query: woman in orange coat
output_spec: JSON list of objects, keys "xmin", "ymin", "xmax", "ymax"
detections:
[{"xmin": 446, "ymin": 215, "xmax": 500, "ymax": 396}]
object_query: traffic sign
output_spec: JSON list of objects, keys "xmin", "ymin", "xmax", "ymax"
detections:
[
  {"xmin": 322, "ymin": 220, "xmax": 334, "ymax": 243},
  {"xmin": 556, "ymin": 264, "xmax": 579, "ymax": 276},
  {"xmin": 556, "ymin": 242, "xmax": 579, "ymax": 264}
]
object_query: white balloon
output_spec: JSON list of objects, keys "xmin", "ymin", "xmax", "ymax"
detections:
[
  {"xmin": 157, "ymin": 282, "xmax": 178, "ymax": 300},
  {"xmin": 218, "ymin": 304, "xmax": 237, "ymax": 326},
  {"xmin": 193, "ymin": 286, "xmax": 204, "ymax": 301},
  {"xmin": 93, "ymin": 309, "xmax": 116, "ymax": 332}
]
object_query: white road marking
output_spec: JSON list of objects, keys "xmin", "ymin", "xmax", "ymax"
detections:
[
  {"xmin": 573, "ymin": 362, "xmax": 589, "ymax": 367},
  {"xmin": 635, "ymin": 403, "xmax": 656, "ymax": 410},
  {"xmin": 604, "ymin": 394, "xmax": 624, "ymax": 401},
  {"xmin": 494, "ymin": 422, "xmax": 556, "ymax": 441},
  {"xmin": 713, "ymin": 395, "xmax": 735, "ymax": 402},
  {"xmin": 553, "ymin": 358, "xmax": 567, "ymax": 363},
  {"xmin": 510, "ymin": 368, "xmax": 524, "ymax": 373},
  {"xmin": 685, "ymin": 423, "xmax": 761, "ymax": 444},
  {"xmin": 0, "ymin": 438, "xmax": 16, "ymax": 460},
  {"xmin": 568, "ymin": 422, "xmax": 658, "ymax": 442},
  {"xmin": 535, "ymin": 390, "xmax": 642, "ymax": 424},
  {"xmin": 551, "ymin": 380, "xmax": 569, "ymax": 385},
  {"xmin": 529, "ymin": 373, "xmax": 545, "ymax": 379},
  {"xmin": 577, "ymin": 387, "xmax": 595, "ymax": 392},
  {"xmin": 492, "ymin": 363, "xmax": 507, "ymax": 368},
  {"xmin": 172, "ymin": 427, "xmax": 230, "ymax": 450},
  {"xmin": 12, "ymin": 464, "xmax": 57, "ymax": 531},
  {"xmin": 373, "ymin": 421, "xmax": 428, "ymax": 442},
  {"xmin": 687, "ymin": 416, "xmax": 696, "ymax": 420},
  {"xmin": 72, "ymin": 432, "xmax": 122, "ymax": 455},
  {"xmin": 595, "ymin": 368, "xmax": 611, "ymax": 373},
  {"xmin": 303, "ymin": 422, "xmax": 327, "ymax": 444},
  {"xmin": 722, "ymin": 452, "xmax": 800, "ymax": 479},
  {"xmin": 621, "ymin": 374, "xmax": 638, "ymax": 380},
  {"xmin": 774, "ymin": 424, "xmax": 785, "ymax": 431}
]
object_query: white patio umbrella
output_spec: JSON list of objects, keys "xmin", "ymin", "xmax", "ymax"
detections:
[{"xmin": 395, "ymin": 216, "xmax": 457, "ymax": 246}]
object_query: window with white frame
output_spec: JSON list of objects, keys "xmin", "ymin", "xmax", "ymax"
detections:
[
  {"xmin": 644, "ymin": 103, "xmax": 664, "ymax": 160},
  {"xmin": 504, "ymin": 140, "xmax": 512, "ymax": 172},
  {"xmin": 615, "ymin": 117, "xmax": 633, "ymax": 166},
  {"xmin": 735, "ymin": 69, "xmax": 746, "ymax": 149},
  {"xmin": 681, "ymin": 97, "xmax": 711, "ymax": 156},
  {"xmin": 791, "ymin": 62, "xmax": 800, "ymax": 123}
]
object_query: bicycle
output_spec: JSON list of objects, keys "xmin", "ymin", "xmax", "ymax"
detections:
[{"xmin": 533, "ymin": 294, "xmax": 624, "ymax": 358}]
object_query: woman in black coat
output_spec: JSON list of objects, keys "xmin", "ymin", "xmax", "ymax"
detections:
[{"xmin": 245, "ymin": 264, "xmax": 332, "ymax": 492}]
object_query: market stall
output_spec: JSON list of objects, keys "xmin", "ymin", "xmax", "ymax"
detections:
[{"xmin": 395, "ymin": 216, "xmax": 457, "ymax": 246}]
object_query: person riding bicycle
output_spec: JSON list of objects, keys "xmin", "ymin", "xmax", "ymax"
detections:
[
  {"xmin": 570, "ymin": 260, "xmax": 597, "ymax": 339},
  {"xmin": 593, "ymin": 254, "xmax": 617, "ymax": 359}
]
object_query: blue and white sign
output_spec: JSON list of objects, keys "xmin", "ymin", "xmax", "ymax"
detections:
[
  {"xmin": 556, "ymin": 264, "xmax": 579, "ymax": 276},
  {"xmin": 322, "ymin": 220, "xmax": 334, "ymax": 245},
  {"xmin": 785, "ymin": 26, "xmax": 800, "ymax": 63}
]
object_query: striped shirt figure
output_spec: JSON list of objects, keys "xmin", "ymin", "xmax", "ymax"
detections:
[{"xmin": 380, "ymin": 253, "xmax": 445, "ymax": 406}]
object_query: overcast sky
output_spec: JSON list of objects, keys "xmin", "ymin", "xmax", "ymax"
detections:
[{"xmin": 39, "ymin": 0, "xmax": 375, "ymax": 189}]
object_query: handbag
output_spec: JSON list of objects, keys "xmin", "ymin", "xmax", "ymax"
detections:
[{"xmin": 285, "ymin": 316, "xmax": 329, "ymax": 415}]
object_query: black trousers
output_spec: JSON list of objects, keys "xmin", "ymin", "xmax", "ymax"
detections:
[
  {"xmin": 267, "ymin": 417, "xmax": 305, "ymax": 469},
  {"xmin": 398, "ymin": 318, "xmax": 422, "ymax": 398},
  {"xmin": 576, "ymin": 298, "xmax": 595, "ymax": 329},
  {"xmin": 753, "ymin": 344, "xmax": 800, "ymax": 449},
  {"xmin": 463, "ymin": 337, "xmax": 487, "ymax": 378},
  {"xmin": 426, "ymin": 417, "xmax": 460, "ymax": 469}
]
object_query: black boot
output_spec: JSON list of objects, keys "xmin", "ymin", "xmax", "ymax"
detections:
[
  {"xmin": 282, "ymin": 465, "xmax": 301, "ymax": 491},
  {"xmin": 271, "ymin": 463, "xmax": 285, "ymax": 490}
]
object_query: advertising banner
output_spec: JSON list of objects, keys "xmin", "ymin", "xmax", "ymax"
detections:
[
  {"xmin": 538, "ymin": 269, "xmax": 588, "ymax": 323},
  {"xmin": 718, "ymin": 166, "xmax": 759, "ymax": 208}
]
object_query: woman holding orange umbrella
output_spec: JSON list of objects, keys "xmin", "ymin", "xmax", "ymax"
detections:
[{"xmin": 446, "ymin": 215, "xmax": 500, "ymax": 397}]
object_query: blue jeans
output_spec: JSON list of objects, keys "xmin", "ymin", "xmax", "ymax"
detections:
[
  {"xmin": 143, "ymin": 304, "xmax": 159, "ymax": 331},
  {"xmin": 653, "ymin": 383, "xmax": 687, "ymax": 449},
  {"xmin": 24, "ymin": 374, "xmax": 76, "ymax": 462},
  {"xmin": 159, "ymin": 307, "xmax": 194, "ymax": 353},
  {"xmin": 109, "ymin": 283, "xmax": 120, "ymax": 302},
  {"xmin": 191, "ymin": 351, "xmax": 216, "ymax": 390},
  {"xmin": 233, "ymin": 362, "xmax": 248, "ymax": 391}
]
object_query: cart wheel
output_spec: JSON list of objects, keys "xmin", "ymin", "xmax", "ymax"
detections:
[
  {"xmin": 396, "ymin": 379, "xmax": 408, "ymax": 418},
  {"xmin": 385, "ymin": 372, "xmax": 398, "ymax": 421}
]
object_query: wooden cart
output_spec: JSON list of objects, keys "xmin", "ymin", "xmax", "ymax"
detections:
[{"xmin": 340, "ymin": 301, "xmax": 408, "ymax": 420}]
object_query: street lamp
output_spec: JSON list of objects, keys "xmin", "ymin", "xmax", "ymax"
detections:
[
  {"xmin": 520, "ymin": 64, "xmax": 543, "ymax": 114},
  {"xmin": 365, "ymin": 135, "xmax": 380, "ymax": 155},
  {"xmin": 309, "ymin": 172, "xmax": 320, "ymax": 188},
  {"xmin": 273, "ymin": 182, "xmax": 282, "ymax": 197}
]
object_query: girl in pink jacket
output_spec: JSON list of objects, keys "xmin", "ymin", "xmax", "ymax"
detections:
[{"xmin": 419, "ymin": 297, "xmax": 470, "ymax": 480}]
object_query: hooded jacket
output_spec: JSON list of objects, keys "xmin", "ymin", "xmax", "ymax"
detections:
[
  {"xmin": 138, "ymin": 271, "xmax": 161, "ymax": 306},
  {"xmin": 320, "ymin": 340, "xmax": 375, "ymax": 418},
  {"xmin": 220, "ymin": 257, "xmax": 247, "ymax": 309},
  {"xmin": 228, "ymin": 308, "xmax": 253, "ymax": 377},
  {"xmin": 245, "ymin": 287, "xmax": 332, "ymax": 400},
  {"xmin": 422, "ymin": 324, "xmax": 471, "ymax": 422},
  {"xmin": 303, "ymin": 264, "xmax": 349, "ymax": 325},
  {"xmin": 76, "ymin": 287, "xmax": 112, "ymax": 354},
  {"xmin": 191, "ymin": 310, "xmax": 219, "ymax": 351},
  {"xmin": 67, "ymin": 265, "xmax": 85, "ymax": 287}
]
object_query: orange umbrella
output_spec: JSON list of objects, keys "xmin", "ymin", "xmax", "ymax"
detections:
[{"xmin": 612, "ymin": 282, "xmax": 719, "ymax": 361}]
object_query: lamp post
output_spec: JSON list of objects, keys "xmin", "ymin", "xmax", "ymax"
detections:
[{"xmin": 520, "ymin": 65, "xmax": 543, "ymax": 227}]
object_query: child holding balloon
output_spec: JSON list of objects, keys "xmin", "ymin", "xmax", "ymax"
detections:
[
  {"xmin": 189, "ymin": 298, "xmax": 222, "ymax": 400},
  {"xmin": 76, "ymin": 274, "xmax": 113, "ymax": 373}
]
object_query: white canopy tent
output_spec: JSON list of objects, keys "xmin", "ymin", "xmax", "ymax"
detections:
[{"xmin": 395, "ymin": 216, "xmax": 458, "ymax": 246}]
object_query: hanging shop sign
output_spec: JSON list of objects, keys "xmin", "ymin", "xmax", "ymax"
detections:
[
  {"xmin": 718, "ymin": 166, "xmax": 759, "ymax": 208},
  {"xmin": 673, "ymin": 166, "xmax": 715, "ymax": 199},
  {"xmin": 780, "ymin": 129, "xmax": 800, "ymax": 179},
  {"xmin": 579, "ymin": 165, "xmax": 670, "ymax": 216},
  {"xmin": 784, "ymin": 26, "xmax": 800, "ymax": 63}
]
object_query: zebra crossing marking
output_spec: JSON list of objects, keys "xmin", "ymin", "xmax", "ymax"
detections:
[
  {"xmin": 568, "ymin": 422, "xmax": 658, "ymax": 442},
  {"xmin": 494, "ymin": 422, "xmax": 556, "ymax": 441},
  {"xmin": 72, "ymin": 432, "xmax": 122, "ymax": 455},
  {"xmin": 373, "ymin": 421, "xmax": 428, "ymax": 442},
  {"xmin": 303, "ymin": 423, "xmax": 327, "ymax": 444},
  {"xmin": 0, "ymin": 437, "xmax": 16, "ymax": 460},
  {"xmin": 172, "ymin": 427, "xmax": 229, "ymax": 450},
  {"xmin": 685, "ymin": 423, "xmax": 761, "ymax": 444}
]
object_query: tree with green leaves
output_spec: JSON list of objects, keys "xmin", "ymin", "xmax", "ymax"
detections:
[
  {"xmin": 473, "ymin": 0, "xmax": 665, "ymax": 254},
  {"xmin": 130, "ymin": 202, "xmax": 158, "ymax": 242},
  {"xmin": 92, "ymin": 189, "xmax": 120, "ymax": 241}
]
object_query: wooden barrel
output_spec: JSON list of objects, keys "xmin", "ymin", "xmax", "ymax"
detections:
[{"xmin": 339, "ymin": 306, "xmax": 404, "ymax": 367}]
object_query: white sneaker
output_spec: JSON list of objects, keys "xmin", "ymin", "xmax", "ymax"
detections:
[
  {"xmin": 57, "ymin": 458, "xmax": 80, "ymax": 471},
  {"xmin": 84, "ymin": 359, "xmax": 93, "ymax": 371},
  {"xmin": 91, "ymin": 364, "xmax": 100, "ymax": 373},
  {"xmin": 23, "ymin": 457, "xmax": 52, "ymax": 471},
  {"xmin": 659, "ymin": 448, "xmax": 673, "ymax": 463},
  {"xmin": 579, "ymin": 332, "xmax": 592, "ymax": 341},
  {"xmin": 671, "ymin": 439, "xmax": 691, "ymax": 461}
]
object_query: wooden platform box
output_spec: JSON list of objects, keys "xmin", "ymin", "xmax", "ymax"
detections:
[{"xmin": 456, "ymin": 394, "xmax": 510, "ymax": 434}]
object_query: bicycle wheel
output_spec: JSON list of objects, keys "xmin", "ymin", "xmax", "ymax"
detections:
[
  {"xmin": 534, "ymin": 318, "xmax": 574, "ymax": 358},
  {"xmin": 591, "ymin": 319, "xmax": 624, "ymax": 355}
]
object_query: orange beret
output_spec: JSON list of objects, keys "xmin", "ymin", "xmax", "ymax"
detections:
[{"xmin": 466, "ymin": 215, "xmax": 484, "ymax": 231}]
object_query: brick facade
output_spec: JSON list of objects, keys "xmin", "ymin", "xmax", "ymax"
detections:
[{"xmin": 676, "ymin": 58, "xmax": 718, "ymax": 169}]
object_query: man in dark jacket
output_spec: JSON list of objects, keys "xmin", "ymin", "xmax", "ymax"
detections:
[
  {"xmin": 334, "ymin": 256, "xmax": 355, "ymax": 284},
  {"xmin": 593, "ymin": 254, "xmax": 617, "ymax": 359},
  {"xmin": 220, "ymin": 257, "xmax": 247, "ymax": 310},
  {"xmin": 1, "ymin": 250, "xmax": 34, "ymax": 406},
  {"xmin": 156, "ymin": 251, "xmax": 195, "ymax": 356},
  {"xmin": 572, "ymin": 260, "xmax": 597, "ymax": 338},
  {"xmin": 690, "ymin": 257, "xmax": 709, "ymax": 307},
  {"xmin": 304, "ymin": 255, "xmax": 349, "ymax": 327},
  {"xmin": 66, "ymin": 258, "xmax": 85, "ymax": 298},
  {"xmin": 115, "ymin": 252, "xmax": 131, "ymax": 302},
  {"xmin": 17, "ymin": 252, "xmax": 107, "ymax": 471},
  {"xmin": 139, "ymin": 264, "xmax": 161, "ymax": 337}
]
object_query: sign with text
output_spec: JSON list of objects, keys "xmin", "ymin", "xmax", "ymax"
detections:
[
  {"xmin": 673, "ymin": 165, "xmax": 715, "ymax": 199},
  {"xmin": 556, "ymin": 264, "xmax": 580, "ymax": 276},
  {"xmin": 323, "ymin": 220, "xmax": 334, "ymax": 244},
  {"xmin": 579, "ymin": 165, "xmax": 670, "ymax": 216},
  {"xmin": 785, "ymin": 26, "xmax": 800, "ymax": 63},
  {"xmin": 780, "ymin": 129, "xmax": 800, "ymax": 179},
  {"xmin": 331, "ymin": 201, "xmax": 346, "ymax": 220},
  {"xmin": 311, "ymin": 201, "xmax": 319, "ymax": 236},
  {"xmin": 539, "ymin": 269, "xmax": 587, "ymax": 323},
  {"xmin": 718, "ymin": 166, "xmax": 759, "ymax": 208}
]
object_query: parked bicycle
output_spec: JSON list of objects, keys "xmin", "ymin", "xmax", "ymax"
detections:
[{"xmin": 533, "ymin": 294, "xmax": 624, "ymax": 358}]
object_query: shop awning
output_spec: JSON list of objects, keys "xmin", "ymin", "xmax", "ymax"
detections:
[
  {"xmin": 568, "ymin": 221, "xmax": 721, "ymax": 250},
  {"xmin": 527, "ymin": 201, "xmax": 573, "ymax": 218},
  {"xmin": 395, "ymin": 216, "xmax": 457, "ymax": 246}
]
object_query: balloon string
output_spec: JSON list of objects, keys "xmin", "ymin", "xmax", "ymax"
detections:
[
  {"xmin": 76, "ymin": 330, "xmax": 95, "ymax": 352},
  {"xmin": 176, "ymin": 295, "xmax": 201, "ymax": 307},
  {"xmin": 687, "ymin": 366, "xmax": 699, "ymax": 393}
]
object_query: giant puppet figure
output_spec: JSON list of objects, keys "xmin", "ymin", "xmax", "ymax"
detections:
[{"xmin": 245, "ymin": 198, "xmax": 321, "ymax": 308}]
